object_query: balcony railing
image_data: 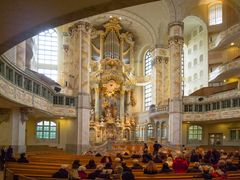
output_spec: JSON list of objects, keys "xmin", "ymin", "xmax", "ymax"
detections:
[{"xmin": 0, "ymin": 55, "xmax": 76, "ymax": 108}]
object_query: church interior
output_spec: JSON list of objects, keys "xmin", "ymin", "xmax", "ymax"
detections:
[{"xmin": 1, "ymin": 0, "xmax": 240, "ymax": 179}]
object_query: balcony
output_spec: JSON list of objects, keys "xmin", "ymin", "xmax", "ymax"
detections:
[
  {"xmin": 209, "ymin": 56, "xmax": 240, "ymax": 82},
  {"xmin": 149, "ymin": 105, "xmax": 169, "ymax": 119},
  {"xmin": 209, "ymin": 23, "xmax": 240, "ymax": 50},
  {"xmin": 0, "ymin": 56, "xmax": 77, "ymax": 117},
  {"xmin": 183, "ymin": 89, "xmax": 240, "ymax": 122}
]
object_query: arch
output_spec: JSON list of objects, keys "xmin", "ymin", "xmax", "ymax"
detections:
[{"xmin": 0, "ymin": 0, "xmax": 159, "ymax": 54}]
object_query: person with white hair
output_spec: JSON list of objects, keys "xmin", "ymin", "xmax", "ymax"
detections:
[
  {"xmin": 131, "ymin": 159, "xmax": 143, "ymax": 169},
  {"xmin": 78, "ymin": 166, "xmax": 87, "ymax": 179}
]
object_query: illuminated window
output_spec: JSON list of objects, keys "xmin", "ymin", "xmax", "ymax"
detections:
[
  {"xmin": 147, "ymin": 124, "xmax": 153, "ymax": 138},
  {"xmin": 188, "ymin": 125, "xmax": 202, "ymax": 141},
  {"xmin": 145, "ymin": 50, "xmax": 152, "ymax": 75},
  {"xmin": 209, "ymin": 3, "xmax": 222, "ymax": 25},
  {"xmin": 36, "ymin": 29, "xmax": 58, "ymax": 81},
  {"xmin": 144, "ymin": 83, "xmax": 152, "ymax": 111},
  {"xmin": 36, "ymin": 121, "xmax": 57, "ymax": 139}
]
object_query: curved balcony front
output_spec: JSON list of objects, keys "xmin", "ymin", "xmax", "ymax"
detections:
[
  {"xmin": 209, "ymin": 56, "xmax": 240, "ymax": 82},
  {"xmin": 0, "ymin": 56, "xmax": 76, "ymax": 117}
]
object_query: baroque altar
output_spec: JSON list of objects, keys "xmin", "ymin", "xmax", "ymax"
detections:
[{"xmin": 89, "ymin": 17, "xmax": 137, "ymax": 144}]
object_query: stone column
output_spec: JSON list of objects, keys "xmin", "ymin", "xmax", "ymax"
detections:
[
  {"xmin": 120, "ymin": 89, "xmax": 125, "ymax": 121},
  {"xmin": 94, "ymin": 87, "xmax": 100, "ymax": 120},
  {"xmin": 168, "ymin": 22, "xmax": 184, "ymax": 146},
  {"xmin": 152, "ymin": 47, "xmax": 169, "ymax": 106},
  {"xmin": 68, "ymin": 21, "xmax": 92, "ymax": 154},
  {"xmin": 11, "ymin": 109, "xmax": 27, "ymax": 153}
]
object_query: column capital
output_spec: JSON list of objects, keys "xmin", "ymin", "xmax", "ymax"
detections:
[{"xmin": 168, "ymin": 21, "xmax": 184, "ymax": 38}]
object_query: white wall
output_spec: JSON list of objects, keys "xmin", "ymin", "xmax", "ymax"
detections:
[{"xmin": 184, "ymin": 25, "xmax": 208, "ymax": 95}]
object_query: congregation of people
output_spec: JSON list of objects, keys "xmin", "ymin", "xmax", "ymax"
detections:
[
  {"xmin": 1, "ymin": 141, "xmax": 240, "ymax": 180},
  {"xmin": 0, "ymin": 145, "xmax": 29, "ymax": 169},
  {"xmin": 52, "ymin": 141, "xmax": 239, "ymax": 180}
]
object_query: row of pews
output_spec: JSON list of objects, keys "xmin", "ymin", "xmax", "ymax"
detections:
[{"xmin": 4, "ymin": 152, "xmax": 240, "ymax": 180}]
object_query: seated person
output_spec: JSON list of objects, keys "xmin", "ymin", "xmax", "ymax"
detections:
[
  {"xmin": 172, "ymin": 153, "xmax": 189, "ymax": 173},
  {"xmin": 88, "ymin": 164, "xmax": 104, "ymax": 179},
  {"xmin": 100, "ymin": 155, "xmax": 112, "ymax": 164},
  {"xmin": 160, "ymin": 162, "xmax": 172, "ymax": 173},
  {"xmin": 201, "ymin": 165, "xmax": 214, "ymax": 180},
  {"xmin": 122, "ymin": 161, "xmax": 131, "ymax": 172},
  {"xmin": 225, "ymin": 159, "xmax": 238, "ymax": 171},
  {"xmin": 122, "ymin": 171, "xmax": 135, "ymax": 180},
  {"xmin": 52, "ymin": 164, "xmax": 69, "ymax": 178},
  {"xmin": 69, "ymin": 160, "xmax": 81, "ymax": 180},
  {"xmin": 112, "ymin": 166, "xmax": 123, "ymax": 179},
  {"xmin": 95, "ymin": 152, "xmax": 102, "ymax": 157},
  {"xmin": 85, "ymin": 159, "xmax": 97, "ymax": 169},
  {"xmin": 187, "ymin": 162, "xmax": 202, "ymax": 173},
  {"xmin": 166, "ymin": 156, "xmax": 173, "ymax": 167},
  {"xmin": 131, "ymin": 159, "xmax": 143, "ymax": 170},
  {"xmin": 131, "ymin": 151, "xmax": 141, "ymax": 159},
  {"xmin": 143, "ymin": 160, "xmax": 158, "ymax": 174},
  {"xmin": 142, "ymin": 153, "xmax": 152, "ymax": 163},
  {"xmin": 17, "ymin": 153, "xmax": 29, "ymax": 163},
  {"xmin": 153, "ymin": 154, "xmax": 163, "ymax": 163},
  {"xmin": 78, "ymin": 166, "xmax": 88, "ymax": 179}
]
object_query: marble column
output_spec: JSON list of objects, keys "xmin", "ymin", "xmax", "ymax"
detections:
[
  {"xmin": 11, "ymin": 109, "xmax": 27, "ymax": 153},
  {"xmin": 152, "ymin": 47, "xmax": 169, "ymax": 106},
  {"xmin": 94, "ymin": 87, "xmax": 100, "ymax": 120},
  {"xmin": 120, "ymin": 90, "xmax": 125, "ymax": 121},
  {"xmin": 66, "ymin": 21, "xmax": 92, "ymax": 154},
  {"xmin": 168, "ymin": 22, "xmax": 184, "ymax": 146}
]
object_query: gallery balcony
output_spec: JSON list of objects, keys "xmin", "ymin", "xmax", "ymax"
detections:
[
  {"xmin": 209, "ymin": 56, "xmax": 240, "ymax": 82},
  {"xmin": 149, "ymin": 104, "xmax": 169, "ymax": 119}
]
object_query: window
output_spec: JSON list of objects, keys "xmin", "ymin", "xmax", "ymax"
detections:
[
  {"xmin": 0, "ymin": 60, "xmax": 4, "ymax": 75},
  {"xmin": 184, "ymin": 105, "xmax": 193, "ymax": 112},
  {"xmin": 194, "ymin": 58, "xmax": 198, "ymax": 65},
  {"xmin": 53, "ymin": 96, "xmax": 64, "ymax": 105},
  {"xmin": 195, "ymin": 104, "xmax": 203, "ymax": 112},
  {"xmin": 199, "ymin": 54, "xmax": 203, "ymax": 62},
  {"xmin": 188, "ymin": 62, "xmax": 192, "ymax": 68},
  {"xmin": 230, "ymin": 129, "xmax": 240, "ymax": 141},
  {"xmin": 6, "ymin": 66, "xmax": 13, "ymax": 82},
  {"xmin": 193, "ymin": 44, "xmax": 198, "ymax": 51},
  {"xmin": 24, "ymin": 78, "xmax": 32, "ymax": 91},
  {"xmin": 36, "ymin": 29, "xmax": 58, "ymax": 81},
  {"xmin": 209, "ymin": 3, "xmax": 222, "ymax": 25},
  {"xmin": 212, "ymin": 102, "xmax": 220, "ymax": 110},
  {"xmin": 15, "ymin": 73, "xmax": 23, "ymax": 87},
  {"xmin": 144, "ymin": 50, "xmax": 152, "ymax": 76},
  {"xmin": 36, "ymin": 121, "xmax": 57, "ymax": 139},
  {"xmin": 205, "ymin": 103, "xmax": 211, "ymax": 111},
  {"xmin": 188, "ymin": 125, "xmax": 202, "ymax": 141},
  {"xmin": 233, "ymin": 98, "xmax": 240, "ymax": 107},
  {"xmin": 194, "ymin": 73, "xmax": 198, "ymax": 80},
  {"xmin": 65, "ymin": 97, "xmax": 75, "ymax": 106},
  {"xmin": 147, "ymin": 124, "xmax": 153, "ymax": 138},
  {"xmin": 221, "ymin": 100, "xmax": 231, "ymax": 108},
  {"xmin": 144, "ymin": 83, "xmax": 152, "ymax": 111}
]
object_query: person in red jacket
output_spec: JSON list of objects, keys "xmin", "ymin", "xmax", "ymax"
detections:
[{"xmin": 172, "ymin": 153, "xmax": 189, "ymax": 173}]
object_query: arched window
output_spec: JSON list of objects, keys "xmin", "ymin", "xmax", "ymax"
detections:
[
  {"xmin": 188, "ymin": 125, "xmax": 202, "ymax": 141},
  {"xmin": 147, "ymin": 124, "xmax": 153, "ymax": 138},
  {"xmin": 36, "ymin": 29, "xmax": 58, "ymax": 81},
  {"xmin": 36, "ymin": 121, "xmax": 57, "ymax": 139},
  {"xmin": 144, "ymin": 50, "xmax": 152, "ymax": 111},
  {"xmin": 209, "ymin": 3, "xmax": 222, "ymax": 26},
  {"xmin": 145, "ymin": 50, "xmax": 152, "ymax": 76}
]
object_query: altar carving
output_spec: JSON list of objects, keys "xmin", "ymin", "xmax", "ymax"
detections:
[{"xmin": 89, "ymin": 17, "xmax": 137, "ymax": 144}]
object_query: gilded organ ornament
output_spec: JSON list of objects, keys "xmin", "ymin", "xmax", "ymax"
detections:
[{"xmin": 89, "ymin": 17, "xmax": 137, "ymax": 144}]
